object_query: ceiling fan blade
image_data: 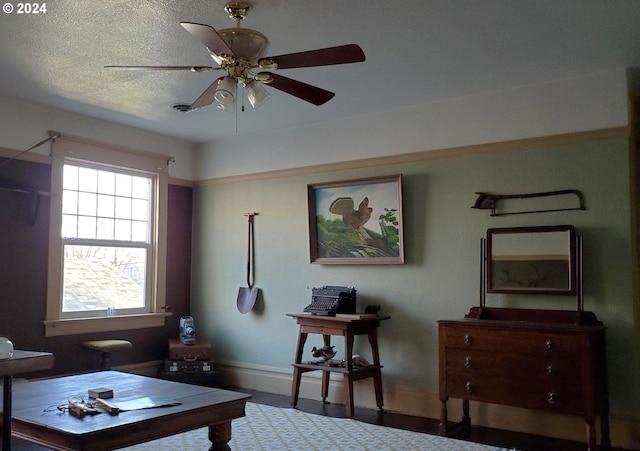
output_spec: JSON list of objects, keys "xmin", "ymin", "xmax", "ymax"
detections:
[
  {"xmin": 265, "ymin": 73, "xmax": 335, "ymax": 106},
  {"xmin": 260, "ymin": 44, "xmax": 365, "ymax": 69},
  {"xmin": 180, "ymin": 22, "xmax": 234, "ymax": 57},
  {"xmin": 104, "ymin": 65, "xmax": 217, "ymax": 72},
  {"xmin": 190, "ymin": 80, "xmax": 220, "ymax": 109}
]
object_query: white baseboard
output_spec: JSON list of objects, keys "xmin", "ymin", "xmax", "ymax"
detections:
[{"xmin": 214, "ymin": 360, "xmax": 640, "ymax": 450}]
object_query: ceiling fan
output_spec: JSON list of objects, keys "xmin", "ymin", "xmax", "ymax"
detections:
[{"xmin": 106, "ymin": 2, "xmax": 366, "ymax": 112}]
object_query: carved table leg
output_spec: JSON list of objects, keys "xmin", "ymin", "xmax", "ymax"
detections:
[{"xmin": 209, "ymin": 421, "xmax": 232, "ymax": 451}]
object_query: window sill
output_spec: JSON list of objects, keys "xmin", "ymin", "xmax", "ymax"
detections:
[{"xmin": 42, "ymin": 313, "xmax": 171, "ymax": 337}]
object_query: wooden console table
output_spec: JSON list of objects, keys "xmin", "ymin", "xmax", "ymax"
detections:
[
  {"xmin": 438, "ymin": 307, "xmax": 609, "ymax": 450},
  {"xmin": 287, "ymin": 313, "xmax": 389, "ymax": 417},
  {"xmin": 0, "ymin": 350, "xmax": 54, "ymax": 451}
]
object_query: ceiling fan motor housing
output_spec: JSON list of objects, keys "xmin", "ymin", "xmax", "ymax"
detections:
[{"xmin": 214, "ymin": 28, "xmax": 269, "ymax": 64}]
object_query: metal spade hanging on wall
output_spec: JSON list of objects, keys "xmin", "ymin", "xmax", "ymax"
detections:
[{"xmin": 237, "ymin": 212, "xmax": 260, "ymax": 314}]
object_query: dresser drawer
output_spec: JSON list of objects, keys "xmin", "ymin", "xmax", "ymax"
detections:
[
  {"xmin": 444, "ymin": 372, "xmax": 585, "ymax": 414},
  {"xmin": 441, "ymin": 324, "xmax": 582, "ymax": 356},
  {"xmin": 444, "ymin": 348, "xmax": 582, "ymax": 383}
]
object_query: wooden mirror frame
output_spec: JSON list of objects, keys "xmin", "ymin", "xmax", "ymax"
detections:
[{"xmin": 486, "ymin": 225, "xmax": 577, "ymax": 295}]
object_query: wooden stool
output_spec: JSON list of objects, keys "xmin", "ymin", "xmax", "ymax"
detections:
[{"xmin": 82, "ymin": 340, "xmax": 132, "ymax": 370}]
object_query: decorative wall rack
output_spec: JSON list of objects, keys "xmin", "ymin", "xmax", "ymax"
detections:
[{"xmin": 471, "ymin": 189, "xmax": 585, "ymax": 217}]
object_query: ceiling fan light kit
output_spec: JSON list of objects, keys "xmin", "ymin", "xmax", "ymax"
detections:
[
  {"xmin": 214, "ymin": 76, "xmax": 237, "ymax": 105},
  {"xmin": 106, "ymin": 1, "xmax": 366, "ymax": 113},
  {"xmin": 246, "ymin": 80, "xmax": 270, "ymax": 108}
]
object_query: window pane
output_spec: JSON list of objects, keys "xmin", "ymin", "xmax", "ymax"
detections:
[
  {"xmin": 78, "ymin": 192, "xmax": 97, "ymax": 216},
  {"xmin": 62, "ymin": 245, "xmax": 146, "ymax": 312},
  {"xmin": 115, "ymin": 219, "xmax": 131, "ymax": 241},
  {"xmin": 132, "ymin": 176, "xmax": 151, "ymax": 200},
  {"xmin": 115, "ymin": 173, "xmax": 132, "ymax": 197},
  {"xmin": 115, "ymin": 196, "xmax": 132, "ymax": 219},
  {"xmin": 77, "ymin": 216, "xmax": 97, "ymax": 239},
  {"xmin": 63, "ymin": 165, "xmax": 78, "ymax": 190},
  {"xmin": 97, "ymin": 218, "xmax": 114, "ymax": 240},
  {"xmin": 97, "ymin": 171, "xmax": 115, "ymax": 195},
  {"xmin": 97, "ymin": 194, "xmax": 115, "ymax": 218},
  {"xmin": 131, "ymin": 220, "xmax": 148, "ymax": 242},
  {"xmin": 131, "ymin": 198, "xmax": 148, "ymax": 221},
  {"xmin": 62, "ymin": 190, "xmax": 78, "ymax": 215},
  {"xmin": 62, "ymin": 214, "xmax": 77, "ymax": 238},
  {"xmin": 78, "ymin": 167, "xmax": 97, "ymax": 193}
]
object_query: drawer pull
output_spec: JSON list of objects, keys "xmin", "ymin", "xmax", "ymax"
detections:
[
  {"xmin": 464, "ymin": 356, "xmax": 473, "ymax": 368},
  {"xmin": 547, "ymin": 392, "xmax": 556, "ymax": 404},
  {"xmin": 465, "ymin": 381, "xmax": 473, "ymax": 393},
  {"xmin": 546, "ymin": 364, "xmax": 554, "ymax": 375},
  {"xmin": 545, "ymin": 339, "xmax": 554, "ymax": 350},
  {"xmin": 464, "ymin": 334, "xmax": 472, "ymax": 346}
]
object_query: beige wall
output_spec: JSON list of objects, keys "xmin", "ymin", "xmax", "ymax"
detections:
[{"xmin": 191, "ymin": 132, "xmax": 639, "ymax": 447}]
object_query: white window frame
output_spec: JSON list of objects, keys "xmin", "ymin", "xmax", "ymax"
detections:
[{"xmin": 44, "ymin": 134, "xmax": 171, "ymax": 337}]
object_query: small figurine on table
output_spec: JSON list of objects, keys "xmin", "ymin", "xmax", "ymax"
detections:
[{"xmin": 311, "ymin": 345, "xmax": 336, "ymax": 362}]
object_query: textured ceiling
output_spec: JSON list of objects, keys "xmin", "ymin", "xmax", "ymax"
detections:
[{"xmin": 0, "ymin": 0, "xmax": 639, "ymax": 143}]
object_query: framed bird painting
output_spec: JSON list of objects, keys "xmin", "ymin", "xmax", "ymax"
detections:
[{"xmin": 307, "ymin": 174, "xmax": 404, "ymax": 264}]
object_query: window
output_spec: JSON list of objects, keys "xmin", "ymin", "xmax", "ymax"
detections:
[
  {"xmin": 61, "ymin": 164, "xmax": 152, "ymax": 317},
  {"xmin": 45, "ymin": 135, "xmax": 171, "ymax": 336}
]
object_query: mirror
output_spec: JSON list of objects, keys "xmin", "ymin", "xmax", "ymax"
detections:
[{"xmin": 487, "ymin": 225, "xmax": 576, "ymax": 295}]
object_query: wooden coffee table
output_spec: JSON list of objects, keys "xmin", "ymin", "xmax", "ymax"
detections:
[{"xmin": 4, "ymin": 370, "xmax": 250, "ymax": 450}]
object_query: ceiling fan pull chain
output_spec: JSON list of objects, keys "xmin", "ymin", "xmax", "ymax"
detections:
[{"xmin": 235, "ymin": 87, "xmax": 239, "ymax": 133}]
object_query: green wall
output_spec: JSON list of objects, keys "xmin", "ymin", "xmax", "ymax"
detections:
[{"xmin": 191, "ymin": 135, "xmax": 638, "ymax": 418}]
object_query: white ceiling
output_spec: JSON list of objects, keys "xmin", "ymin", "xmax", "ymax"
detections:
[{"xmin": 0, "ymin": 0, "xmax": 639, "ymax": 144}]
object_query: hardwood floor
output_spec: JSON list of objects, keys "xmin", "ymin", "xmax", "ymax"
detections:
[{"xmin": 244, "ymin": 388, "xmax": 627, "ymax": 451}]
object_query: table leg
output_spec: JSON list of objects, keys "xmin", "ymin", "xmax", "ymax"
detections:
[
  {"xmin": 438, "ymin": 399, "xmax": 448, "ymax": 435},
  {"xmin": 461, "ymin": 399, "xmax": 470, "ymax": 428},
  {"xmin": 601, "ymin": 392, "xmax": 611, "ymax": 450},
  {"xmin": 344, "ymin": 332, "xmax": 354, "ymax": 370},
  {"xmin": 586, "ymin": 420, "xmax": 596, "ymax": 451},
  {"xmin": 344, "ymin": 332, "xmax": 355, "ymax": 416},
  {"xmin": 291, "ymin": 331, "xmax": 308, "ymax": 408},
  {"xmin": 373, "ymin": 369, "xmax": 384, "ymax": 411},
  {"xmin": 2, "ymin": 375, "xmax": 12, "ymax": 451},
  {"xmin": 367, "ymin": 329, "xmax": 384, "ymax": 411},
  {"xmin": 368, "ymin": 329, "xmax": 381, "ymax": 366},
  {"xmin": 294, "ymin": 332, "xmax": 308, "ymax": 364},
  {"xmin": 291, "ymin": 366, "xmax": 302, "ymax": 408},
  {"xmin": 345, "ymin": 374, "xmax": 355, "ymax": 417},
  {"xmin": 208, "ymin": 421, "xmax": 232, "ymax": 451},
  {"xmin": 321, "ymin": 370, "xmax": 330, "ymax": 404}
]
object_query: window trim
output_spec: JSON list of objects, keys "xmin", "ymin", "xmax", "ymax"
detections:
[{"xmin": 45, "ymin": 133, "xmax": 172, "ymax": 337}]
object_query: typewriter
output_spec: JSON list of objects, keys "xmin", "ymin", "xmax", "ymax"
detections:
[{"xmin": 303, "ymin": 286, "xmax": 357, "ymax": 316}]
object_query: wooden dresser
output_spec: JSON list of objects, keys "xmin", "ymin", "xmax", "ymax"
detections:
[{"xmin": 438, "ymin": 307, "xmax": 610, "ymax": 450}]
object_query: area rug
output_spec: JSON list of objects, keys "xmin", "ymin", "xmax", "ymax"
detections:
[{"xmin": 122, "ymin": 402, "xmax": 513, "ymax": 450}]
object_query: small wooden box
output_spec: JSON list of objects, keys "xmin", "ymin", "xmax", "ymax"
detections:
[{"xmin": 168, "ymin": 338, "xmax": 212, "ymax": 361}]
